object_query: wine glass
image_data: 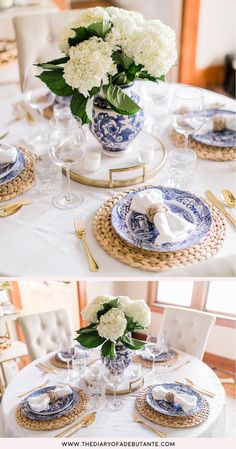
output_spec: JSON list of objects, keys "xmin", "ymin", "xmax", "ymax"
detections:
[
  {"xmin": 103, "ymin": 365, "xmax": 125, "ymax": 412},
  {"xmin": 170, "ymin": 86, "xmax": 205, "ymax": 151},
  {"xmin": 23, "ymin": 66, "xmax": 56, "ymax": 145},
  {"xmin": 48, "ymin": 114, "xmax": 86, "ymax": 209},
  {"xmin": 59, "ymin": 338, "xmax": 76, "ymax": 382},
  {"xmin": 145, "ymin": 331, "xmax": 167, "ymax": 375}
]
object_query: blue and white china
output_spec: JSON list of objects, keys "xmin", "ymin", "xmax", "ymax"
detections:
[
  {"xmin": 190, "ymin": 109, "xmax": 236, "ymax": 148},
  {"xmin": 146, "ymin": 383, "xmax": 203, "ymax": 417},
  {"xmin": 90, "ymin": 84, "xmax": 145, "ymax": 157},
  {"xmin": 140, "ymin": 348, "xmax": 177, "ymax": 362},
  {"xmin": 111, "ymin": 186, "xmax": 212, "ymax": 252},
  {"xmin": 0, "ymin": 149, "xmax": 25, "ymax": 185},
  {"xmin": 22, "ymin": 386, "xmax": 78, "ymax": 421},
  {"xmin": 102, "ymin": 343, "xmax": 132, "ymax": 375}
]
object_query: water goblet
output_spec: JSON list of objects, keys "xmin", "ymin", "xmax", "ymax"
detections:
[
  {"xmin": 103, "ymin": 366, "xmax": 125, "ymax": 412},
  {"xmin": 170, "ymin": 86, "xmax": 205, "ymax": 152},
  {"xmin": 48, "ymin": 115, "xmax": 86, "ymax": 209},
  {"xmin": 23, "ymin": 66, "xmax": 56, "ymax": 146}
]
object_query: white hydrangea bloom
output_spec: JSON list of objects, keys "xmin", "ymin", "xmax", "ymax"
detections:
[
  {"xmin": 97, "ymin": 308, "xmax": 127, "ymax": 341},
  {"xmin": 105, "ymin": 7, "xmax": 143, "ymax": 50},
  {"xmin": 63, "ymin": 36, "xmax": 117, "ymax": 97},
  {"xmin": 117, "ymin": 296, "xmax": 131, "ymax": 311},
  {"xmin": 82, "ymin": 294, "xmax": 114, "ymax": 323},
  {"xmin": 125, "ymin": 300, "xmax": 151, "ymax": 328},
  {"xmin": 58, "ymin": 7, "xmax": 111, "ymax": 54}
]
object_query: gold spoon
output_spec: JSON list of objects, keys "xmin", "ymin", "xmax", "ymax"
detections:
[
  {"xmin": 0, "ymin": 200, "xmax": 32, "ymax": 213},
  {"xmin": 0, "ymin": 204, "xmax": 23, "ymax": 217},
  {"xmin": 222, "ymin": 189, "xmax": 236, "ymax": 209}
]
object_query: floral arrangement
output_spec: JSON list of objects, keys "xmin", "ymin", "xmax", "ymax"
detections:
[
  {"xmin": 36, "ymin": 7, "xmax": 177, "ymax": 124},
  {"xmin": 76, "ymin": 295, "xmax": 151, "ymax": 358}
]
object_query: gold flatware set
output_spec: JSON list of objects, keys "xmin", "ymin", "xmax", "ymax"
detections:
[
  {"xmin": 35, "ymin": 363, "xmax": 58, "ymax": 374},
  {"xmin": 175, "ymin": 378, "xmax": 215, "ymax": 398},
  {"xmin": 0, "ymin": 200, "xmax": 32, "ymax": 217},
  {"xmin": 132, "ymin": 412, "xmax": 166, "ymax": 438},
  {"xmin": 74, "ymin": 217, "xmax": 99, "ymax": 272},
  {"xmin": 55, "ymin": 412, "xmax": 96, "ymax": 438},
  {"xmin": 172, "ymin": 360, "xmax": 191, "ymax": 372},
  {"xmin": 0, "ymin": 131, "xmax": 9, "ymax": 140},
  {"xmin": 205, "ymin": 190, "xmax": 236, "ymax": 229}
]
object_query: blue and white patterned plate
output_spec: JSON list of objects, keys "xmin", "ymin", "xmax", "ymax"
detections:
[
  {"xmin": 190, "ymin": 109, "xmax": 236, "ymax": 148},
  {"xmin": 146, "ymin": 383, "xmax": 203, "ymax": 417},
  {"xmin": 140, "ymin": 348, "xmax": 177, "ymax": 362},
  {"xmin": 0, "ymin": 148, "xmax": 25, "ymax": 185},
  {"xmin": 111, "ymin": 186, "xmax": 212, "ymax": 252},
  {"xmin": 22, "ymin": 386, "xmax": 77, "ymax": 421}
]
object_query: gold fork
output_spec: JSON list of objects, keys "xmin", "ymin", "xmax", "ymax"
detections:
[
  {"xmin": 55, "ymin": 412, "xmax": 96, "ymax": 438},
  {"xmin": 74, "ymin": 218, "xmax": 99, "ymax": 272},
  {"xmin": 132, "ymin": 412, "xmax": 166, "ymax": 438}
]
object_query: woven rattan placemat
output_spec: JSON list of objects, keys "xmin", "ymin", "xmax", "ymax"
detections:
[
  {"xmin": 133, "ymin": 352, "xmax": 179, "ymax": 368},
  {"xmin": 136, "ymin": 387, "xmax": 210, "ymax": 428},
  {"xmin": 170, "ymin": 128, "xmax": 236, "ymax": 161},
  {"xmin": 16, "ymin": 388, "xmax": 87, "ymax": 431},
  {"xmin": 0, "ymin": 147, "xmax": 35, "ymax": 202},
  {"xmin": 93, "ymin": 188, "xmax": 226, "ymax": 273}
]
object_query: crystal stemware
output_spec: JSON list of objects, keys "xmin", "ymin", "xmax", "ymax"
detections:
[
  {"xmin": 103, "ymin": 365, "xmax": 125, "ymax": 412},
  {"xmin": 170, "ymin": 86, "xmax": 205, "ymax": 151},
  {"xmin": 23, "ymin": 66, "xmax": 56, "ymax": 145},
  {"xmin": 48, "ymin": 114, "xmax": 86, "ymax": 209}
]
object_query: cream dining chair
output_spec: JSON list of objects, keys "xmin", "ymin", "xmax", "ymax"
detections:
[
  {"xmin": 13, "ymin": 9, "xmax": 84, "ymax": 89},
  {"xmin": 159, "ymin": 306, "xmax": 216, "ymax": 360},
  {"xmin": 17, "ymin": 309, "xmax": 74, "ymax": 361}
]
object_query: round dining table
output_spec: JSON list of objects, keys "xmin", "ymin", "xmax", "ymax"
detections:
[
  {"xmin": 0, "ymin": 350, "xmax": 226, "ymax": 438},
  {"xmin": 0, "ymin": 83, "xmax": 235, "ymax": 278}
]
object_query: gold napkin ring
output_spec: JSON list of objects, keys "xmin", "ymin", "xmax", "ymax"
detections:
[
  {"xmin": 213, "ymin": 116, "xmax": 226, "ymax": 131},
  {"xmin": 166, "ymin": 392, "xmax": 175, "ymax": 403},
  {"xmin": 147, "ymin": 203, "xmax": 169, "ymax": 223},
  {"xmin": 47, "ymin": 391, "xmax": 58, "ymax": 403}
]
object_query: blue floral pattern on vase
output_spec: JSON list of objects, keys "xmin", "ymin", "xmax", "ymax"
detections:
[
  {"xmin": 90, "ymin": 85, "xmax": 145, "ymax": 156},
  {"xmin": 102, "ymin": 344, "xmax": 132, "ymax": 374}
]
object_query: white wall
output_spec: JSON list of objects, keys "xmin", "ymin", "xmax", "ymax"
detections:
[{"xmin": 196, "ymin": 0, "xmax": 235, "ymax": 68}]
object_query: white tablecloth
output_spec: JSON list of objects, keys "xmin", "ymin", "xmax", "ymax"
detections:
[
  {"xmin": 0, "ymin": 83, "xmax": 236, "ymax": 277},
  {"xmin": 0, "ymin": 350, "xmax": 226, "ymax": 438}
]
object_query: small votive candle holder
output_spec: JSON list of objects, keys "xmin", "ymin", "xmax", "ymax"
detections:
[
  {"xmin": 138, "ymin": 143, "xmax": 155, "ymax": 163},
  {"xmin": 83, "ymin": 148, "xmax": 101, "ymax": 173}
]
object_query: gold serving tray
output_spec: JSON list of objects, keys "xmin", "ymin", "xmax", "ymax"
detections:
[{"xmin": 67, "ymin": 129, "xmax": 166, "ymax": 189}]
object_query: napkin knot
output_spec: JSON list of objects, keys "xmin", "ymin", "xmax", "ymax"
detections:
[
  {"xmin": 47, "ymin": 391, "xmax": 60, "ymax": 403},
  {"xmin": 147, "ymin": 203, "xmax": 169, "ymax": 223},
  {"xmin": 165, "ymin": 391, "xmax": 175, "ymax": 403},
  {"xmin": 213, "ymin": 115, "xmax": 226, "ymax": 131}
]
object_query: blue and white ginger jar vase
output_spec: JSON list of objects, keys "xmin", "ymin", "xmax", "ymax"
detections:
[
  {"xmin": 90, "ymin": 84, "xmax": 145, "ymax": 157},
  {"xmin": 102, "ymin": 343, "xmax": 132, "ymax": 374}
]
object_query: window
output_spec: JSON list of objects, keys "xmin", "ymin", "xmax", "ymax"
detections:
[
  {"xmin": 155, "ymin": 281, "xmax": 193, "ymax": 307},
  {"xmin": 205, "ymin": 281, "xmax": 236, "ymax": 316},
  {"xmin": 148, "ymin": 281, "xmax": 236, "ymax": 327}
]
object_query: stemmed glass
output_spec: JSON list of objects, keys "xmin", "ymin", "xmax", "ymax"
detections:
[
  {"xmin": 145, "ymin": 331, "xmax": 167, "ymax": 375},
  {"xmin": 23, "ymin": 66, "xmax": 56, "ymax": 145},
  {"xmin": 170, "ymin": 86, "xmax": 206, "ymax": 151},
  {"xmin": 48, "ymin": 114, "xmax": 86, "ymax": 209},
  {"xmin": 59, "ymin": 338, "xmax": 76, "ymax": 383},
  {"xmin": 103, "ymin": 364, "xmax": 125, "ymax": 412}
]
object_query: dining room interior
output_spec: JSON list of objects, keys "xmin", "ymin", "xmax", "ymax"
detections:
[
  {"xmin": 0, "ymin": 1, "xmax": 235, "ymax": 278},
  {"xmin": 0, "ymin": 279, "xmax": 235, "ymax": 438}
]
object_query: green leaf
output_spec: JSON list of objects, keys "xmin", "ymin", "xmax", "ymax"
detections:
[
  {"xmin": 37, "ymin": 70, "xmax": 73, "ymax": 96},
  {"xmin": 35, "ymin": 57, "xmax": 69, "ymax": 70},
  {"xmin": 112, "ymin": 51, "xmax": 133, "ymax": 69},
  {"xmin": 76, "ymin": 328, "xmax": 98, "ymax": 335},
  {"xmin": 120, "ymin": 336, "xmax": 145, "ymax": 350},
  {"xmin": 76, "ymin": 333, "xmax": 105, "ymax": 348},
  {"xmin": 97, "ymin": 298, "xmax": 119, "ymax": 320},
  {"xmin": 68, "ymin": 26, "xmax": 92, "ymax": 47},
  {"xmin": 101, "ymin": 340, "xmax": 116, "ymax": 359},
  {"xmin": 70, "ymin": 92, "xmax": 93, "ymax": 124},
  {"xmin": 126, "ymin": 63, "xmax": 142, "ymax": 82},
  {"xmin": 103, "ymin": 85, "xmax": 141, "ymax": 115},
  {"xmin": 87, "ymin": 20, "xmax": 112, "ymax": 38},
  {"xmin": 138, "ymin": 71, "xmax": 165, "ymax": 82}
]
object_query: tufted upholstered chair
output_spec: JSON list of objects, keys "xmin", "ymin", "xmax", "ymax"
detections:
[
  {"xmin": 17, "ymin": 309, "xmax": 74, "ymax": 361},
  {"xmin": 13, "ymin": 9, "xmax": 84, "ymax": 89},
  {"xmin": 160, "ymin": 306, "xmax": 215, "ymax": 360}
]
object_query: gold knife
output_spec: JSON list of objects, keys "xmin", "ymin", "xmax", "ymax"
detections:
[
  {"xmin": 205, "ymin": 190, "xmax": 236, "ymax": 229},
  {"xmin": 55, "ymin": 413, "xmax": 96, "ymax": 438}
]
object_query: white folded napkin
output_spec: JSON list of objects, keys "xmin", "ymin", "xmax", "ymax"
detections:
[
  {"xmin": 201, "ymin": 114, "xmax": 236, "ymax": 133},
  {"xmin": 27, "ymin": 385, "xmax": 72, "ymax": 413},
  {"xmin": 152, "ymin": 385, "xmax": 197, "ymax": 413},
  {"xmin": 0, "ymin": 144, "xmax": 17, "ymax": 165},
  {"xmin": 130, "ymin": 189, "xmax": 195, "ymax": 245}
]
